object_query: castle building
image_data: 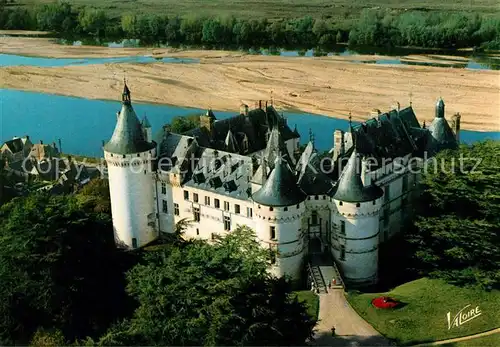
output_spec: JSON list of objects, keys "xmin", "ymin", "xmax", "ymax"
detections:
[{"xmin": 104, "ymin": 83, "xmax": 459, "ymax": 286}]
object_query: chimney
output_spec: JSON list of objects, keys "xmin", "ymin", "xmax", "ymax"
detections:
[
  {"xmin": 240, "ymin": 104, "xmax": 249, "ymax": 116},
  {"xmin": 451, "ymin": 113, "xmax": 461, "ymax": 142},
  {"xmin": 40, "ymin": 140, "xmax": 43, "ymax": 145},
  {"xmin": 370, "ymin": 109, "xmax": 381, "ymax": 117},
  {"xmin": 26, "ymin": 135, "xmax": 30, "ymax": 141},
  {"xmin": 333, "ymin": 129, "xmax": 345, "ymax": 154},
  {"xmin": 259, "ymin": 100, "xmax": 262, "ymax": 109}
]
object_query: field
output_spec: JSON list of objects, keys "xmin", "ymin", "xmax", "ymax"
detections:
[
  {"xmin": 12, "ymin": 0, "xmax": 500, "ymax": 18},
  {"xmin": 347, "ymin": 278, "xmax": 500, "ymax": 345}
]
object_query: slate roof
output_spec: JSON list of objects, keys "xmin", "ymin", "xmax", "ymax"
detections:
[
  {"xmin": 29, "ymin": 144, "xmax": 59, "ymax": 161},
  {"xmin": 296, "ymin": 141, "xmax": 335, "ymax": 195},
  {"xmin": 183, "ymin": 106, "xmax": 299, "ymax": 154},
  {"xmin": 104, "ymin": 84, "xmax": 156, "ymax": 155},
  {"xmin": 183, "ymin": 148, "xmax": 254, "ymax": 200},
  {"xmin": 332, "ymin": 149, "xmax": 383, "ymax": 203},
  {"xmin": 427, "ymin": 117, "xmax": 458, "ymax": 152},
  {"xmin": 3, "ymin": 138, "xmax": 24, "ymax": 153},
  {"xmin": 252, "ymin": 155, "xmax": 306, "ymax": 207}
]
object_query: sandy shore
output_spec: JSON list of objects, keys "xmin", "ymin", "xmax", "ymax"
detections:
[{"xmin": 1, "ymin": 36, "xmax": 499, "ymax": 132}]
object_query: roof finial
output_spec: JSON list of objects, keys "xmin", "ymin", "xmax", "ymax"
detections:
[
  {"xmin": 122, "ymin": 78, "xmax": 131, "ymax": 104},
  {"xmin": 348, "ymin": 112, "xmax": 353, "ymax": 132},
  {"xmin": 423, "ymin": 120, "xmax": 426, "ymax": 129}
]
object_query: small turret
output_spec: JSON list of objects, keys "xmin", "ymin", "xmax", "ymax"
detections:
[
  {"xmin": 200, "ymin": 109, "xmax": 216, "ymax": 133},
  {"xmin": 436, "ymin": 97, "xmax": 445, "ymax": 118}
]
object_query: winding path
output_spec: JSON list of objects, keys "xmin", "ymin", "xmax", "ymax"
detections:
[{"xmin": 312, "ymin": 288, "xmax": 391, "ymax": 346}]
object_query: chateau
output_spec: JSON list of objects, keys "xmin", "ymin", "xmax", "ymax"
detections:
[{"xmin": 104, "ymin": 82, "xmax": 459, "ymax": 287}]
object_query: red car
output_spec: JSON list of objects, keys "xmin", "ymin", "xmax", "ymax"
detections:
[{"xmin": 372, "ymin": 296, "xmax": 401, "ymax": 309}]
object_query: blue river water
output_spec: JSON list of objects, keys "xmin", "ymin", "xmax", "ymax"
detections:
[
  {"xmin": 1, "ymin": 89, "xmax": 498, "ymax": 157},
  {"xmin": 0, "ymin": 53, "xmax": 198, "ymax": 67}
]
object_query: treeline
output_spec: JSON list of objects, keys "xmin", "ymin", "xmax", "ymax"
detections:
[{"xmin": 1, "ymin": 2, "xmax": 499, "ymax": 49}]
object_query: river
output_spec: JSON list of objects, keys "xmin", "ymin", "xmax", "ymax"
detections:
[{"xmin": 0, "ymin": 49, "xmax": 498, "ymax": 157}]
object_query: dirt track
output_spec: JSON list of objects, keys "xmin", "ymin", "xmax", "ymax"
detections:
[{"xmin": 1, "ymin": 36, "xmax": 499, "ymax": 132}]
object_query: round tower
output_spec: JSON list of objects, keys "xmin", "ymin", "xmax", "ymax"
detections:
[
  {"xmin": 252, "ymin": 154, "xmax": 307, "ymax": 281},
  {"xmin": 332, "ymin": 148, "xmax": 383, "ymax": 286},
  {"xmin": 104, "ymin": 81, "xmax": 157, "ymax": 249}
]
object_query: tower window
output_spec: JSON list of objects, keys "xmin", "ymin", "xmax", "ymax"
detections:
[
  {"xmin": 193, "ymin": 207, "xmax": 200, "ymax": 222},
  {"xmin": 224, "ymin": 201, "xmax": 229, "ymax": 211},
  {"xmin": 356, "ymin": 202, "xmax": 360, "ymax": 207},
  {"xmin": 384, "ymin": 185, "xmax": 390, "ymax": 203},
  {"xmin": 315, "ymin": 195, "xmax": 319, "ymax": 200},
  {"xmin": 184, "ymin": 190, "xmax": 189, "ymax": 201},
  {"xmin": 196, "ymin": 228, "xmax": 199, "ymax": 236},
  {"xmin": 270, "ymin": 226, "xmax": 276, "ymax": 240},
  {"xmin": 161, "ymin": 182, "xmax": 166, "ymax": 194},
  {"xmin": 269, "ymin": 207, "xmax": 273, "ymax": 211},
  {"xmin": 311, "ymin": 211, "xmax": 318, "ymax": 225},
  {"xmin": 340, "ymin": 245, "xmax": 346, "ymax": 261},
  {"xmin": 162, "ymin": 200, "xmax": 168, "ymax": 213},
  {"xmin": 340, "ymin": 221, "xmax": 345, "ymax": 235},
  {"xmin": 205, "ymin": 196, "xmax": 210, "ymax": 206},
  {"xmin": 215, "ymin": 199, "xmax": 220, "ymax": 208},
  {"xmin": 247, "ymin": 207, "xmax": 253, "ymax": 217},
  {"xmin": 235, "ymin": 204, "xmax": 240, "ymax": 214},
  {"xmin": 174, "ymin": 203, "xmax": 179, "ymax": 216},
  {"xmin": 284, "ymin": 207, "xmax": 288, "ymax": 211},
  {"xmin": 339, "ymin": 201, "xmax": 343, "ymax": 206},
  {"xmin": 270, "ymin": 247, "xmax": 276, "ymax": 265},
  {"xmin": 384, "ymin": 208, "xmax": 389, "ymax": 227},
  {"xmin": 132, "ymin": 238, "xmax": 138, "ymax": 249},
  {"xmin": 193, "ymin": 193, "xmax": 199, "ymax": 203},
  {"xmin": 223, "ymin": 216, "xmax": 231, "ymax": 231},
  {"xmin": 296, "ymin": 204, "xmax": 300, "ymax": 209}
]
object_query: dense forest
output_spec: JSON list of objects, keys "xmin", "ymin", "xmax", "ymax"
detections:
[{"xmin": 1, "ymin": 1, "xmax": 499, "ymax": 49}]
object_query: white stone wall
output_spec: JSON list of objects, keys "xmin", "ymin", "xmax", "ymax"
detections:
[
  {"xmin": 331, "ymin": 198, "xmax": 382, "ymax": 285},
  {"xmin": 166, "ymin": 184, "xmax": 256, "ymax": 241},
  {"xmin": 105, "ymin": 148, "xmax": 157, "ymax": 248},
  {"xmin": 254, "ymin": 202, "xmax": 306, "ymax": 280}
]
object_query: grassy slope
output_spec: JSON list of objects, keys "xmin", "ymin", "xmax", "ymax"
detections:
[
  {"xmin": 294, "ymin": 290, "xmax": 319, "ymax": 322},
  {"xmin": 442, "ymin": 333, "xmax": 500, "ymax": 347},
  {"xmin": 347, "ymin": 278, "xmax": 500, "ymax": 345},
  {"xmin": 14, "ymin": 0, "xmax": 500, "ymax": 18}
]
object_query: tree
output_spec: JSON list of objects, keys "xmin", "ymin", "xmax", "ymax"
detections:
[
  {"xmin": 169, "ymin": 114, "xmax": 200, "ymax": 134},
  {"xmin": 0, "ymin": 187, "xmax": 136, "ymax": 344},
  {"xmin": 98, "ymin": 226, "xmax": 315, "ymax": 346},
  {"xmin": 78, "ymin": 8, "xmax": 108, "ymax": 36},
  {"xmin": 407, "ymin": 141, "xmax": 500, "ymax": 289}
]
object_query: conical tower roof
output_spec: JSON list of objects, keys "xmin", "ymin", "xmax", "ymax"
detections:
[
  {"xmin": 252, "ymin": 155, "xmax": 306, "ymax": 207},
  {"xmin": 104, "ymin": 82, "xmax": 155, "ymax": 155},
  {"xmin": 333, "ymin": 149, "xmax": 383, "ymax": 203}
]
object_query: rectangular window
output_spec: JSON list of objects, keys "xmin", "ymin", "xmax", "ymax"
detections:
[
  {"xmin": 196, "ymin": 228, "xmax": 199, "ymax": 236},
  {"xmin": 340, "ymin": 245, "xmax": 346, "ymax": 261},
  {"xmin": 402, "ymin": 175, "xmax": 408, "ymax": 192},
  {"xmin": 224, "ymin": 201, "xmax": 229, "ymax": 211},
  {"xmin": 161, "ymin": 182, "xmax": 166, "ymax": 194},
  {"xmin": 223, "ymin": 216, "xmax": 231, "ymax": 231},
  {"xmin": 205, "ymin": 196, "xmax": 210, "ymax": 206},
  {"xmin": 193, "ymin": 193, "xmax": 199, "ymax": 203},
  {"xmin": 193, "ymin": 207, "xmax": 200, "ymax": 222},
  {"xmin": 132, "ymin": 237, "xmax": 138, "ymax": 249},
  {"xmin": 270, "ymin": 226, "xmax": 276, "ymax": 240},
  {"xmin": 270, "ymin": 246, "xmax": 276, "ymax": 265},
  {"xmin": 214, "ymin": 199, "xmax": 220, "ymax": 208},
  {"xmin": 340, "ymin": 221, "xmax": 345, "ymax": 235},
  {"xmin": 235, "ymin": 204, "xmax": 240, "ymax": 214},
  {"xmin": 174, "ymin": 203, "xmax": 179, "ymax": 216},
  {"xmin": 247, "ymin": 207, "xmax": 253, "ymax": 217},
  {"xmin": 184, "ymin": 190, "xmax": 189, "ymax": 201},
  {"xmin": 384, "ymin": 207, "xmax": 389, "ymax": 227},
  {"xmin": 384, "ymin": 185, "xmax": 390, "ymax": 203},
  {"xmin": 162, "ymin": 199, "xmax": 168, "ymax": 213}
]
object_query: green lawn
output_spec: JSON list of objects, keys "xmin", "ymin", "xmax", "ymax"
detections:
[
  {"xmin": 14, "ymin": 0, "xmax": 500, "ymax": 19},
  {"xmin": 347, "ymin": 278, "xmax": 500, "ymax": 345},
  {"xmin": 294, "ymin": 290, "xmax": 319, "ymax": 322},
  {"xmin": 442, "ymin": 333, "xmax": 500, "ymax": 346}
]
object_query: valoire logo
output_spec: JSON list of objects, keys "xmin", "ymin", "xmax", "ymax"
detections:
[{"xmin": 446, "ymin": 304, "xmax": 481, "ymax": 330}]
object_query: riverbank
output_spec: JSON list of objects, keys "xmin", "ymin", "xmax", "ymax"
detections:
[{"xmin": 1, "ymin": 51, "xmax": 498, "ymax": 132}]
